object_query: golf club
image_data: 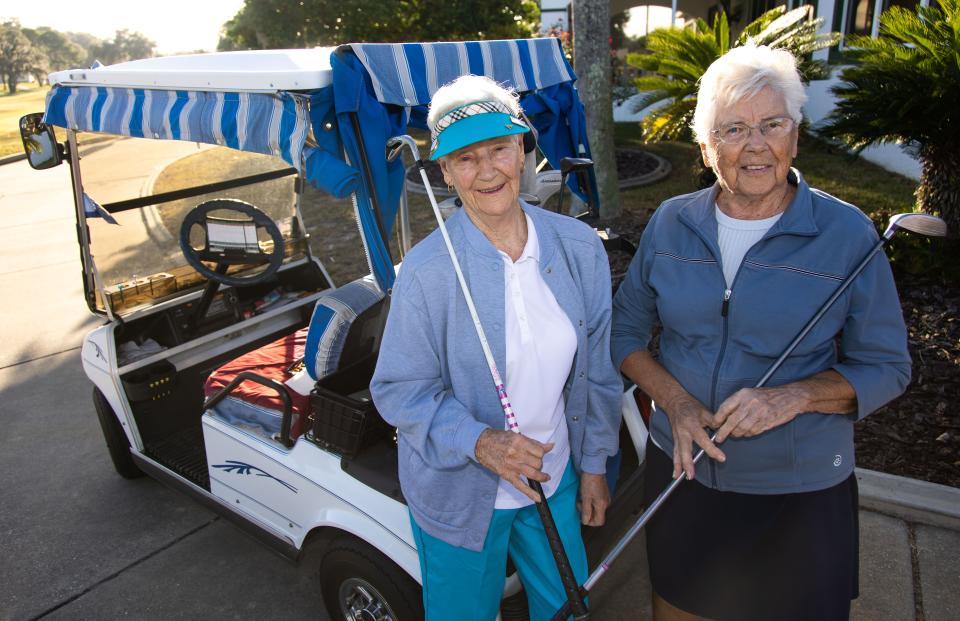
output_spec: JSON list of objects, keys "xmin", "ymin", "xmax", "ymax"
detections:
[
  {"xmin": 549, "ymin": 210, "xmax": 948, "ymax": 621},
  {"xmin": 387, "ymin": 135, "xmax": 590, "ymax": 620}
]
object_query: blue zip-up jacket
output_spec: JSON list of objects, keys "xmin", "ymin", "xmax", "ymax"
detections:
[
  {"xmin": 371, "ymin": 202, "xmax": 622, "ymax": 551},
  {"xmin": 611, "ymin": 171, "xmax": 911, "ymax": 494}
]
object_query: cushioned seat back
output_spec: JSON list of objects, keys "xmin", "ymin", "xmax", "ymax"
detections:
[{"xmin": 304, "ymin": 277, "xmax": 384, "ymax": 380}]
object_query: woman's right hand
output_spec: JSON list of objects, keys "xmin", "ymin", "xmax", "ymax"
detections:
[
  {"xmin": 475, "ymin": 428, "xmax": 553, "ymax": 503},
  {"xmin": 664, "ymin": 393, "xmax": 726, "ymax": 481}
]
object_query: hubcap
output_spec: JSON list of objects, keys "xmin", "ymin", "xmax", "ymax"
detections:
[{"xmin": 338, "ymin": 578, "xmax": 397, "ymax": 621}]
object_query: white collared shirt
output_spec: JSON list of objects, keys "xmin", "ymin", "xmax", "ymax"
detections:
[{"xmin": 495, "ymin": 213, "xmax": 577, "ymax": 509}]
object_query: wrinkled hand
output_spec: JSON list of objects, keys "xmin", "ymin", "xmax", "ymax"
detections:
[
  {"xmin": 712, "ymin": 387, "xmax": 801, "ymax": 443},
  {"xmin": 577, "ymin": 473, "xmax": 610, "ymax": 527},
  {"xmin": 665, "ymin": 393, "xmax": 726, "ymax": 481},
  {"xmin": 475, "ymin": 429, "xmax": 553, "ymax": 503}
]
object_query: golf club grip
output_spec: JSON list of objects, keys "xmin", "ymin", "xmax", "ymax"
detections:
[
  {"xmin": 549, "ymin": 586, "xmax": 591, "ymax": 621},
  {"xmin": 529, "ymin": 479, "xmax": 589, "ymax": 620}
]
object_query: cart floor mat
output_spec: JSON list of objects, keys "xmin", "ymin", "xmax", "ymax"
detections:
[{"xmin": 145, "ymin": 426, "xmax": 210, "ymax": 490}]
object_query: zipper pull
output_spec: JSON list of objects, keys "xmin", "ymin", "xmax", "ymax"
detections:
[{"xmin": 721, "ymin": 289, "xmax": 731, "ymax": 317}]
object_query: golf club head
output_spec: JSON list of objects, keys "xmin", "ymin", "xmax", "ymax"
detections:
[
  {"xmin": 386, "ymin": 134, "xmax": 421, "ymax": 163},
  {"xmin": 883, "ymin": 212, "xmax": 948, "ymax": 239},
  {"xmin": 559, "ymin": 157, "xmax": 593, "ymax": 175}
]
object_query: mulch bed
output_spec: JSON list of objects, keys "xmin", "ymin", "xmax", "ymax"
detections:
[{"xmin": 605, "ymin": 214, "xmax": 960, "ymax": 489}]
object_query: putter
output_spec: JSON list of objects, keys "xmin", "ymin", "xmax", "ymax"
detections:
[
  {"xmin": 549, "ymin": 211, "xmax": 947, "ymax": 621},
  {"xmin": 388, "ymin": 135, "xmax": 590, "ymax": 621}
]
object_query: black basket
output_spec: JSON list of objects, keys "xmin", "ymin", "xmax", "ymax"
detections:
[
  {"xmin": 121, "ymin": 360, "xmax": 178, "ymax": 402},
  {"xmin": 309, "ymin": 355, "xmax": 390, "ymax": 459}
]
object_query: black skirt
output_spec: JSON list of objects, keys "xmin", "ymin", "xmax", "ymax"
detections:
[{"xmin": 644, "ymin": 438, "xmax": 859, "ymax": 621}]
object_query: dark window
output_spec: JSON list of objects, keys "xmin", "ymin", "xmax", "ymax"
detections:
[
  {"xmin": 845, "ymin": 0, "xmax": 921, "ymax": 37},
  {"xmin": 750, "ymin": 0, "xmax": 786, "ymax": 22}
]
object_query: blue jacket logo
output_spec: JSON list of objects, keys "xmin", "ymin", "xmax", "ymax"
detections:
[{"xmin": 212, "ymin": 460, "xmax": 298, "ymax": 493}]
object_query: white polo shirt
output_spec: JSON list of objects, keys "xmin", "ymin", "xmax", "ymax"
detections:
[{"xmin": 495, "ymin": 214, "xmax": 577, "ymax": 509}]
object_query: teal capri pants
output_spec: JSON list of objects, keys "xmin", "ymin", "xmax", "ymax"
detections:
[{"xmin": 409, "ymin": 461, "xmax": 587, "ymax": 621}]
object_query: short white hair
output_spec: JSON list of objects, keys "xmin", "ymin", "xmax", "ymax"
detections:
[
  {"xmin": 692, "ymin": 44, "xmax": 806, "ymax": 144},
  {"xmin": 427, "ymin": 75, "xmax": 521, "ymax": 134}
]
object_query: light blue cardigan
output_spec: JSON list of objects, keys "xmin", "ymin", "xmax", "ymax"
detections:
[{"xmin": 371, "ymin": 202, "xmax": 622, "ymax": 551}]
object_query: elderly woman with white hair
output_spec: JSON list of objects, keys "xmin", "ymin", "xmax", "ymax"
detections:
[
  {"xmin": 371, "ymin": 74, "xmax": 622, "ymax": 620},
  {"xmin": 611, "ymin": 45, "xmax": 911, "ymax": 620}
]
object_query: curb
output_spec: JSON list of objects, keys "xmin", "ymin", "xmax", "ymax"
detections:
[
  {"xmin": 0, "ymin": 153, "xmax": 27, "ymax": 166},
  {"xmin": 856, "ymin": 467, "xmax": 960, "ymax": 530}
]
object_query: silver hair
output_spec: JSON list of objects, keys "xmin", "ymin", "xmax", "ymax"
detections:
[
  {"xmin": 691, "ymin": 44, "xmax": 806, "ymax": 144},
  {"xmin": 427, "ymin": 75, "xmax": 521, "ymax": 134}
]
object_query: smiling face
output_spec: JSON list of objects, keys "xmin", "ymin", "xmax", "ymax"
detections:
[
  {"xmin": 700, "ymin": 86, "xmax": 799, "ymax": 212},
  {"xmin": 439, "ymin": 134, "xmax": 524, "ymax": 224}
]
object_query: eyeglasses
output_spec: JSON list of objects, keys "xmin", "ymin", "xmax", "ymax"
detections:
[{"xmin": 712, "ymin": 117, "xmax": 795, "ymax": 144}]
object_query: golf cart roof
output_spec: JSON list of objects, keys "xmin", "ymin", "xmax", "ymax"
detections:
[
  {"xmin": 41, "ymin": 38, "xmax": 595, "ymax": 296},
  {"xmin": 48, "ymin": 49, "xmax": 335, "ymax": 92}
]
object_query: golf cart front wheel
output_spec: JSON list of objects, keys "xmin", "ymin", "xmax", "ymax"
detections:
[
  {"xmin": 320, "ymin": 535, "xmax": 422, "ymax": 621},
  {"xmin": 92, "ymin": 387, "xmax": 142, "ymax": 479}
]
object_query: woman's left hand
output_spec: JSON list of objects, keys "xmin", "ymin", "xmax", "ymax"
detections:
[
  {"xmin": 711, "ymin": 386, "xmax": 802, "ymax": 442},
  {"xmin": 577, "ymin": 473, "xmax": 610, "ymax": 527}
]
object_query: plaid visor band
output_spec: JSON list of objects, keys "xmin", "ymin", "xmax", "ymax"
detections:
[{"xmin": 430, "ymin": 100, "xmax": 524, "ymax": 155}]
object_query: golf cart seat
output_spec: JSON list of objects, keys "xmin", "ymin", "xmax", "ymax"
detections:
[{"xmin": 204, "ymin": 277, "xmax": 385, "ymax": 443}]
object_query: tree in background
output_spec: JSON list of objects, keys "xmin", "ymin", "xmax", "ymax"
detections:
[
  {"xmin": 219, "ymin": 0, "xmax": 539, "ymax": 49},
  {"xmin": 67, "ymin": 31, "xmax": 103, "ymax": 67},
  {"xmin": 628, "ymin": 6, "xmax": 838, "ymax": 143},
  {"xmin": 573, "ymin": 0, "xmax": 620, "ymax": 219},
  {"xmin": 0, "ymin": 20, "xmax": 35, "ymax": 93},
  {"xmin": 820, "ymin": 0, "xmax": 960, "ymax": 236},
  {"xmin": 91, "ymin": 30, "xmax": 156, "ymax": 65},
  {"xmin": 22, "ymin": 27, "xmax": 86, "ymax": 83}
]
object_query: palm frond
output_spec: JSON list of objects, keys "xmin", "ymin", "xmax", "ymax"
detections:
[{"xmin": 629, "ymin": 3, "xmax": 842, "ymax": 142}]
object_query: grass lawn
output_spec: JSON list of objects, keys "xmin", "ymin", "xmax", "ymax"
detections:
[{"xmin": 0, "ymin": 84, "xmax": 51, "ymax": 158}]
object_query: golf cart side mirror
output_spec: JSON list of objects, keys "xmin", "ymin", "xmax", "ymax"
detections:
[{"xmin": 19, "ymin": 113, "xmax": 63, "ymax": 170}]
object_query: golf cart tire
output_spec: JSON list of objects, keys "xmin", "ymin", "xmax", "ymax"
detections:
[
  {"xmin": 320, "ymin": 534, "xmax": 422, "ymax": 621},
  {"xmin": 92, "ymin": 387, "xmax": 143, "ymax": 479}
]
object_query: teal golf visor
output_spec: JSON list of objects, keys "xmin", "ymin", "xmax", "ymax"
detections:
[{"xmin": 430, "ymin": 100, "xmax": 529, "ymax": 160}]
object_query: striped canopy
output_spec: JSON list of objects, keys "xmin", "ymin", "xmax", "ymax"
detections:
[
  {"xmin": 331, "ymin": 38, "xmax": 596, "ymax": 291},
  {"xmin": 348, "ymin": 39, "xmax": 575, "ymax": 107},
  {"xmin": 41, "ymin": 39, "xmax": 594, "ymax": 293},
  {"xmin": 43, "ymin": 84, "xmax": 359, "ymax": 199}
]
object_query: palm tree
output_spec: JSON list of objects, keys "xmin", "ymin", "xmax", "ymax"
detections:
[
  {"xmin": 819, "ymin": 0, "xmax": 960, "ymax": 236},
  {"xmin": 627, "ymin": 6, "xmax": 839, "ymax": 142}
]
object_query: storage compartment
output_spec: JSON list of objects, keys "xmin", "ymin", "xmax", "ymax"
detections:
[
  {"xmin": 308, "ymin": 355, "xmax": 391, "ymax": 458},
  {"xmin": 121, "ymin": 360, "xmax": 178, "ymax": 402}
]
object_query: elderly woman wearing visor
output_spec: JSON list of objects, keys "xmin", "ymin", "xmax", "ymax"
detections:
[
  {"xmin": 611, "ymin": 45, "xmax": 911, "ymax": 621},
  {"xmin": 371, "ymin": 75, "xmax": 622, "ymax": 620}
]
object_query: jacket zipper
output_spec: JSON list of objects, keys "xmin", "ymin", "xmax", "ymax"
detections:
[{"xmin": 708, "ymin": 287, "xmax": 732, "ymax": 488}]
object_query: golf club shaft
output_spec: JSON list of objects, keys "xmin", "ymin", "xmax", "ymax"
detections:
[
  {"xmin": 396, "ymin": 138, "xmax": 589, "ymax": 620},
  {"xmin": 550, "ymin": 235, "xmax": 890, "ymax": 621}
]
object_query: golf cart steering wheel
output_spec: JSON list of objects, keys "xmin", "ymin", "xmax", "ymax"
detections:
[{"xmin": 179, "ymin": 199, "xmax": 285, "ymax": 287}]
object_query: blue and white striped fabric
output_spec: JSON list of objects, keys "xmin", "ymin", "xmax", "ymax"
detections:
[
  {"xmin": 303, "ymin": 277, "xmax": 384, "ymax": 380},
  {"xmin": 348, "ymin": 38, "xmax": 574, "ymax": 106},
  {"xmin": 44, "ymin": 86, "xmax": 310, "ymax": 173}
]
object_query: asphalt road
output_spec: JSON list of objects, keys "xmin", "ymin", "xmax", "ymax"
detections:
[{"xmin": 0, "ymin": 145, "xmax": 653, "ymax": 620}]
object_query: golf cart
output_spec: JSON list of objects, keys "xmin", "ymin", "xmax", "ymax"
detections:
[{"xmin": 20, "ymin": 39, "xmax": 649, "ymax": 620}]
